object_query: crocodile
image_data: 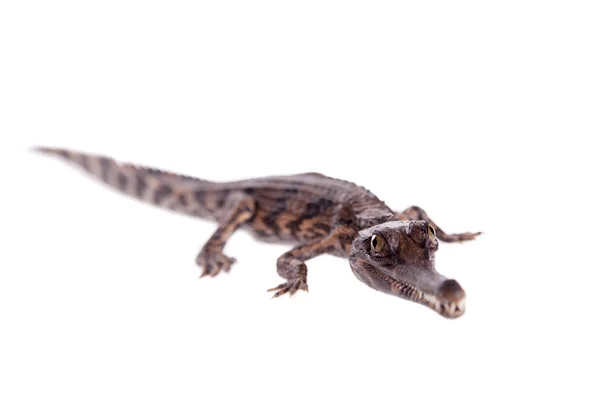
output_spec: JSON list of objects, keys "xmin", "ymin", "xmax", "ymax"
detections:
[{"xmin": 36, "ymin": 147, "xmax": 481, "ymax": 318}]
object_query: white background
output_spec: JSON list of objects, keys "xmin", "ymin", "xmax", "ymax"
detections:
[{"xmin": 1, "ymin": 1, "xmax": 599, "ymax": 399}]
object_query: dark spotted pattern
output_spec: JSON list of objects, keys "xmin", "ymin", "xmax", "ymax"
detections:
[
  {"xmin": 135, "ymin": 175, "xmax": 147, "ymax": 198},
  {"xmin": 153, "ymin": 185, "xmax": 172, "ymax": 204},
  {"xmin": 99, "ymin": 158, "xmax": 111, "ymax": 182},
  {"xmin": 117, "ymin": 173, "xmax": 128, "ymax": 191}
]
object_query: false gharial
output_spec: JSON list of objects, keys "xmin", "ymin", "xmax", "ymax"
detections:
[{"xmin": 37, "ymin": 147, "xmax": 481, "ymax": 318}]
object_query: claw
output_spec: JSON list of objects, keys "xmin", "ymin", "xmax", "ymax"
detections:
[
  {"xmin": 271, "ymin": 289, "xmax": 288, "ymax": 299},
  {"xmin": 196, "ymin": 250, "xmax": 237, "ymax": 278},
  {"xmin": 268, "ymin": 280, "xmax": 308, "ymax": 298},
  {"xmin": 199, "ymin": 270, "xmax": 210, "ymax": 278}
]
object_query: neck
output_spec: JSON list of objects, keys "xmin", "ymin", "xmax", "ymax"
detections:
[{"xmin": 356, "ymin": 209, "xmax": 399, "ymax": 230}]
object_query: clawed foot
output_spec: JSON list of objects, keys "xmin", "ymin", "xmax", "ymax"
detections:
[
  {"xmin": 196, "ymin": 250, "xmax": 236, "ymax": 277},
  {"xmin": 440, "ymin": 231, "xmax": 483, "ymax": 243},
  {"xmin": 267, "ymin": 279, "xmax": 309, "ymax": 298}
]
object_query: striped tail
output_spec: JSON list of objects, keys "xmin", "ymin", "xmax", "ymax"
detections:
[{"xmin": 35, "ymin": 147, "xmax": 223, "ymax": 219}]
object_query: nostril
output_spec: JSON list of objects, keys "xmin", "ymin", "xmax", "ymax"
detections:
[{"xmin": 438, "ymin": 279, "xmax": 465, "ymax": 303}]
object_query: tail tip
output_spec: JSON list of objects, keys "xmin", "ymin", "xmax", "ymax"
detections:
[{"xmin": 32, "ymin": 146, "xmax": 69, "ymax": 157}]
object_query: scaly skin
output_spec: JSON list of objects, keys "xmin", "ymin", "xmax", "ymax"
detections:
[{"xmin": 36, "ymin": 147, "xmax": 481, "ymax": 318}]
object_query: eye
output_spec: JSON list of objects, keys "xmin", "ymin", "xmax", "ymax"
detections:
[
  {"xmin": 371, "ymin": 234, "xmax": 384, "ymax": 252},
  {"xmin": 428, "ymin": 224, "xmax": 436, "ymax": 241}
]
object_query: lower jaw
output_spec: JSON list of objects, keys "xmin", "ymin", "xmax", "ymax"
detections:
[
  {"xmin": 421, "ymin": 293, "xmax": 466, "ymax": 318},
  {"xmin": 434, "ymin": 302, "xmax": 465, "ymax": 318},
  {"xmin": 390, "ymin": 278, "xmax": 466, "ymax": 318}
]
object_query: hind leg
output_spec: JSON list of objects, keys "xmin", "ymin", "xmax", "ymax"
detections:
[
  {"xmin": 398, "ymin": 206, "xmax": 481, "ymax": 243},
  {"xmin": 196, "ymin": 192, "xmax": 256, "ymax": 277}
]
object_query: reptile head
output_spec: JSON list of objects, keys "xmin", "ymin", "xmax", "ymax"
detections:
[{"xmin": 349, "ymin": 220, "xmax": 465, "ymax": 318}]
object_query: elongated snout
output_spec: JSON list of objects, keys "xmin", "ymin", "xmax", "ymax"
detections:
[{"xmin": 388, "ymin": 265, "xmax": 466, "ymax": 318}]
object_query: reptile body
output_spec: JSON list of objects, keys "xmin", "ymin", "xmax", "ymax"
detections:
[{"xmin": 37, "ymin": 147, "xmax": 480, "ymax": 318}]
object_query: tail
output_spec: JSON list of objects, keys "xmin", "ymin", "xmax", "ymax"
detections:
[{"xmin": 34, "ymin": 146, "xmax": 222, "ymax": 218}]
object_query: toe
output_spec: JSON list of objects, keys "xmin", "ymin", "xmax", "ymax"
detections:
[
  {"xmin": 288, "ymin": 282, "xmax": 300, "ymax": 296},
  {"xmin": 199, "ymin": 269, "xmax": 210, "ymax": 278},
  {"xmin": 460, "ymin": 231, "xmax": 482, "ymax": 242},
  {"xmin": 271, "ymin": 287, "xmax": 290, "ymax": 298},
  {"xmin": 267, "ymin": 283, "xmax": 287, "ymax": 292}
]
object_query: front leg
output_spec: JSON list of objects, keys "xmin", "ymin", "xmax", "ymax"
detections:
[
  {"xmin": 397, "ymin": 205, "xmax": 481, "ymax": 243},
  {"xmin": 268, "ymin": 228, "xmax": 354, "ymax": 297},
  {"xmin": 196, "ymin": 192, "xmax": 256, "ymax": 277}
]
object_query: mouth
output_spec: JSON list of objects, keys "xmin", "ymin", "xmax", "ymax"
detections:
[
  {"xmin": 421, "ymin": 292, "xmax": 466, "ymax": 318},
  {"xmin": 388, "ymin": 275, "xmax": 466, "ymax": 319}
]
